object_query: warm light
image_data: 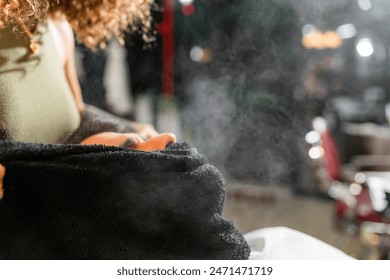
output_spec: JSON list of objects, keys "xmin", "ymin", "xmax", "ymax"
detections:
[
  {"xmin": 190, "ymin": 46, "xmax": 212, "ymax": 63},
  {"xmin": 302, "ymin": 30, "xmax": 342, "ymax": 49},
  {"xmin": 201, "ymin": 49, "xmax": 213, "ymax": 63},
  {"xmin": 356, "ymin": 38, "xmax": 374, "ymax": 57},
  {"xmin": 358, "ymin": 0, "xmax": 372, "ymax": 11},
  {"xmin": 302, "ymin": 30, "xmax": 324, "ymax": 49},
  {"xmin": 336, "ymin": 24, "xmax": 357, "ymax": 39},
  {"xmin": 322, "ymin": 31, "xmax": 342, "ymax": 49},
  {"xmin": 305, "ymin": 131, "xmax": 321, "ymax": 144},
  {"xmin": 308, "ymin": 146, "xmax": 324, "ymax": 160},
  {"xmin": 349, "ymin": 183, "xmax": 363, "ymax": 196}
]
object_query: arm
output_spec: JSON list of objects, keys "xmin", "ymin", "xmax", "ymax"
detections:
[
  {"xmin": 48, "ymin": 18, "xmax": 85, "ymax": 114},
  {"xmin": 48, "ymin": 18, "xmax": 169, "ymax": 147}
]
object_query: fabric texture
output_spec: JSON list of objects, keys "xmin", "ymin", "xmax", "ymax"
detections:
[{"xmin": 0, "ymin": 140, "xmax": 250, "ymax": 260}]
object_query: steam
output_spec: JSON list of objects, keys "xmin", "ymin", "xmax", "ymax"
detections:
[
  {"xmin": 180, "ymin": 0, "xmax": 308, "ymax": 184},
  {"xmin": 183, "ymin": 75, "xmax": 238, "ymax": 171},
  {"xmin": 176, "ymin": 0, "xmax": 390, "ymax": 187},
  {"xmin": 180, "ymin": 0, "xmax": 390, "ymax": 184}
]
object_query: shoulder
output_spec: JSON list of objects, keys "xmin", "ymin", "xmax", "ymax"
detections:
[{"xmin": 48, "ymin": 17, "xmax": 75, "ymax": 66}]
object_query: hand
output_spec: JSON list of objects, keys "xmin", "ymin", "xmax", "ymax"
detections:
[
  {"xmin": 133, "ymin": 133, "xmax": 176, "ymax": 151},
  {"xmin": 80, "ymin": 132, "xmax": 176, "ymax": 151},
  {"xmin": 80, "ymin": 132, "xmax": 144, "ymax": 147},
  {"xmin": 131, "ymin": 123, "xmax": 159, "ymax": 140}
]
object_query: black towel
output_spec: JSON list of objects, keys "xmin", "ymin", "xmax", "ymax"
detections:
[{"xmin": 0, "ymin": 140, "xmax": 250, "ymax": 259}]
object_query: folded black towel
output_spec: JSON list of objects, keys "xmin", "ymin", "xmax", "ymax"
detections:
[{"xmin": 0, "ymin": 141, "xmax": 250, "ymax": 259}]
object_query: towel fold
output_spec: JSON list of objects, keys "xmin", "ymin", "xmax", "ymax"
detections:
[{"xmin": 0, "ymin": 141, "xmax": 250, "ymax": 259}]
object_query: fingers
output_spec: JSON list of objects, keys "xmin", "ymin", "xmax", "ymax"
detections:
[
  {"xmin": 79, "ymin": 131, "xmax": 177, "ymax": 151},
  {"xmin": 129, "ymin": 121, "xmax": 164, "ymax": 140},
  {"xmin": 135, "ymin": 124, "xmax": 159, "ymax": 140},
  {"xmin": 132, "ymin": 133, "xmax": 176, "ymax": 151},
  {"xmin": 80, "ymin": 132, "xmax": 144, "ymax": 147},
  {"xmin": 122, "ymin": 133, "xmax": 144, "ymax": 147}
]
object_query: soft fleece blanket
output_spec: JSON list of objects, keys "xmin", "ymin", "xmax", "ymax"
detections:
[{"xmin": 0, "ymin": 141, "xmax": 250, "ymax": 259}]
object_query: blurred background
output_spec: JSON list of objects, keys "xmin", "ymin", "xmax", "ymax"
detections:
[{"xmin": 76, "ymin": 0, "xmax": 390, "ymax": 259}]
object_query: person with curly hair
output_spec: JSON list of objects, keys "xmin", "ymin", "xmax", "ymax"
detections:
[{"xmin": 0, "ymin": 0, "xmax": 175, "ymax": 148}]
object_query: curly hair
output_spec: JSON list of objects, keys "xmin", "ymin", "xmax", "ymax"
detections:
[{"xmin": 0, "ymin": 0, "xmax": 156, "ymax": 48}]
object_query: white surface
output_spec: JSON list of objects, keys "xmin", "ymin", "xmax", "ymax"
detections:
[
  {"xmin": 366, "ymin": 176, "xmax": 390, "ymax": 212},
  {"xmin": 244, "ymin": 227, "xmax": 354, "ymax": 260}
]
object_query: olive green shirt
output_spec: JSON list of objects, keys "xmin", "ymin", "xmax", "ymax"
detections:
[{"xmin": 0, "ymin": 23, "xmax": 80, "ymax": 143}]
